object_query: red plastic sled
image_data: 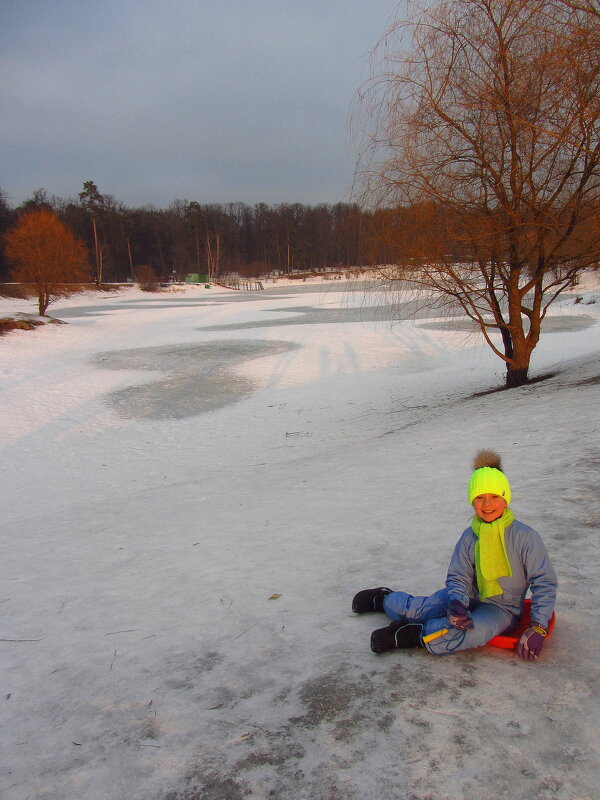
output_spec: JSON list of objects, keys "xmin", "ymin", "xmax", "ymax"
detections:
[{"xmin": 487, "ymin": 598, "xmax": 556, "ymax": 650}]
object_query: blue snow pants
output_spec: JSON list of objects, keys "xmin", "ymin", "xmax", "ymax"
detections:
[{"xmin": 383, "ymin": 588, "xmax": 514, "ymax": 656}]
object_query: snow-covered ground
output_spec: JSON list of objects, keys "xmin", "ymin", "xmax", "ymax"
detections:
[{"xmin": 1, "ymin": 274, "xmax": 599, "ymax": 800}]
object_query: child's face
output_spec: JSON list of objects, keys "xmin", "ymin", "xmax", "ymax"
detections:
[{"xmin": 472, "ymin": 494, "xmax": 507, "ymax": 522}]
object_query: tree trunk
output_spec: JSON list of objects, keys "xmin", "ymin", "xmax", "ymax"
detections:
[
  {"xmin": 505, "ymin": 366, "xmax": 529, "ymax": 388},
  {"xmin": 92, "ymin": 217, "xmax": 101, "ymax": 286},
  {"xmin": 127, "ymin": 237, "xmax": 134, "ymax": 281},
  {"xmin": 38, "ymin": 291, "xmax": 49, "ymax": 316},
  {"xmin": 505, "ymin": 332, "xmax": 531, "ymax": 387}
]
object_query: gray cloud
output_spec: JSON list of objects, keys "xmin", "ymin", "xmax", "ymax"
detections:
[{"xmin": 1, "ymin": 0, "xmax": 396, "ymax": 208}]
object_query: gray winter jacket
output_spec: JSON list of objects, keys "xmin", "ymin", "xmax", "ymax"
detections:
[{"xmin": 445, "ymin": 518, "xmax": 557, "ymax": 628}]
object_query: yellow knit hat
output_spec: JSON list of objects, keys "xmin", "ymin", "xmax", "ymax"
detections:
[{"xmin": 467, "ymin": 450, "xmax": 512, "ymax": 506}]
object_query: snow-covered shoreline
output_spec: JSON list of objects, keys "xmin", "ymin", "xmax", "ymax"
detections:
[{"xmin": 1, "ymin": 274, "xmax": 599, "ymax": 799}]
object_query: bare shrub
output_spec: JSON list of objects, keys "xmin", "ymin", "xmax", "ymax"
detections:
[{"xmin": 136, "ymin": 265, "xmax": 160, "ymax": 292}]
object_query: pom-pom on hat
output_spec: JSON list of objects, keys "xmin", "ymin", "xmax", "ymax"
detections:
[{"xmin": 467, "ymin": 450, "xmax": 512, "ymax": 506}]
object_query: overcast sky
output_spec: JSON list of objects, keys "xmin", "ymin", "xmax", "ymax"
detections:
[{"xmin": 1, "ymin": 0, "xmax": 398, "ymax": 209}]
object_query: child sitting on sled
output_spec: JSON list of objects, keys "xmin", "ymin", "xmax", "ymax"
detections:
[{"xmin": 352, "ymin": 451, "xmax": 557, "ymax": 661}]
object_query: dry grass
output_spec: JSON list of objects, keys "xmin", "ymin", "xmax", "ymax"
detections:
[{"xmin": 0, "ymin": 317, "xmax": 44, "ymax": 335}]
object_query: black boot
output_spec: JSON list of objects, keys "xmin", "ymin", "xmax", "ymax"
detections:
[
  {"xmin": 370, "ymin": 621, "xmax": 424, "ymax": 653},
  {"xmin": 352, "ymin": 587, "xmax": 392, "ymax": 614}
]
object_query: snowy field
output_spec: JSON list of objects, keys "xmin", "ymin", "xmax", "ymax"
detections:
[{"xmin": 1, "ymin": 274, "xmax": 600, "ymax": 800}]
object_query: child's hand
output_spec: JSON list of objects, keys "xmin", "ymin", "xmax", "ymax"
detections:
[
  {"xmin": 518, "ymin": 624, "xmax": 548, "ymax": 661},
  {"xmin": 447, "ymin": 599, "xmax": 474, "ymax": 630}
]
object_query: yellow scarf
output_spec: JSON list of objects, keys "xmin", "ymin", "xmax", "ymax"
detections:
[{"xmin": 471, "ymin": 509, "xmax": 514, "ymax": 601}]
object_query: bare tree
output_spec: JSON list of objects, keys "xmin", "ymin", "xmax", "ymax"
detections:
[
  {"xmin": 355, "ymin": 0, "xmax": 600, "ymax": 387},
  {"xmin": 206, "ymin": 230, "xmax": 221, "ymax": 281},
  {"xmin": 78, "ymin": 180, "xmax": 108, "ymax": 286},
  {"xmin": 5, "ymin": 209, "xmax": 89, "ymax": 315}
]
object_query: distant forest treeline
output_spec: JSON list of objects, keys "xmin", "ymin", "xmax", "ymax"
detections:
[{"xmin": 0, "ymin": 184, "xmax": 413, "ymax": 283}]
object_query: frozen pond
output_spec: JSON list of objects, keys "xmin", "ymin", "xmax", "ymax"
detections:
[
  {"xmin": 55, "ymin": 280, "xmax": 382, "ymax": 319},
  {"xmin": 66, "ymin": 285, "xmax": 596, "ymax": 420}
]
